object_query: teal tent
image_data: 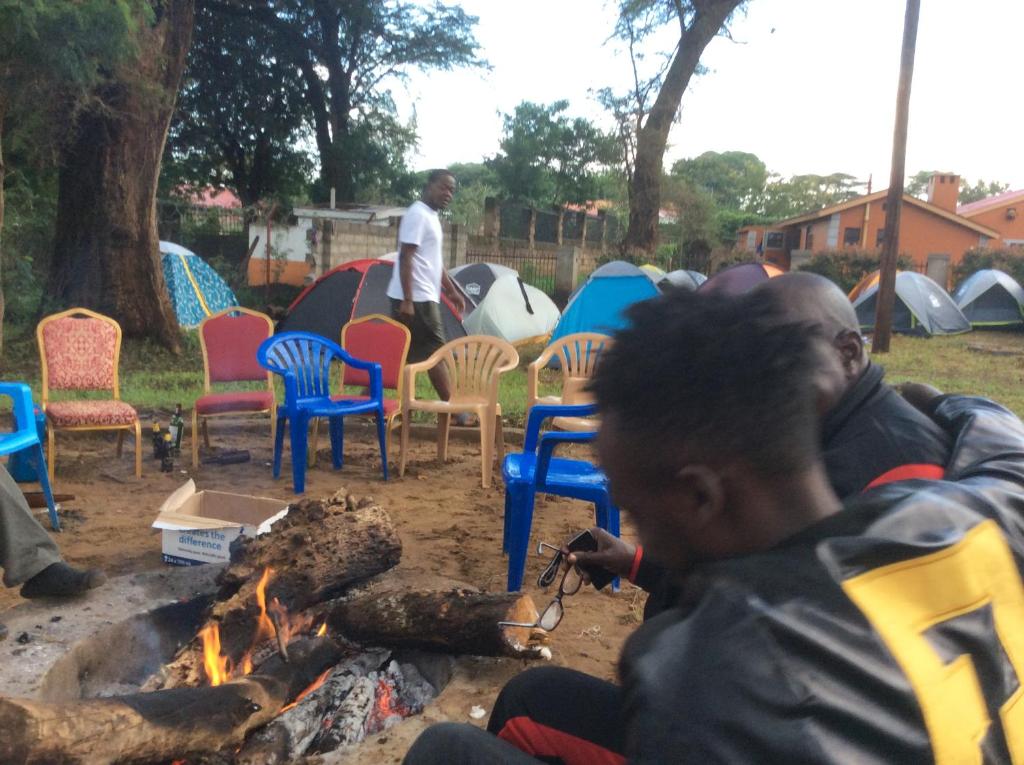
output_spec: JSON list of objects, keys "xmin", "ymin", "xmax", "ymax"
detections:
[
  {"xmin": 159, "ymin": 241, "xmax": 238, "ymax": 328},
  {"xmin": 549, "ymin": 261, "xmax": 660, "ymax": 343}
]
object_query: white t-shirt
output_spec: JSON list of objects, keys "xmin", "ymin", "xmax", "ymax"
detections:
[{"xmin": 386, "ymin": 200, "xmax": 444, "ymax": 303}]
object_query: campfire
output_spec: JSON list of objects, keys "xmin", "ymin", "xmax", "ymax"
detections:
[{"xmin": 0, "ymin": 488, "xmax": 548, "ymax": 765}]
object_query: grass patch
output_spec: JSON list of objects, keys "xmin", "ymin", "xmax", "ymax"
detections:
[{"xmin": 4, "ymin": 321, "xmax": 1023, "ymax": 426}]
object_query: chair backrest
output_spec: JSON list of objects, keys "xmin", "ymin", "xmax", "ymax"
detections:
[
  {"xmin": 432, "ymin": 335, "xmax": 519, "ymax": 398},
  {"xmin": 200, "ymin": 307, "xmax": 274, "ymax": 390},
  {"xmin": 341, "ymin": 314, "xmax": 410, "ymax": 394},
  {"xmin": 539, "ymin": 333, "xmax": 612, "ymax": 404},
  {"xmin": 258, "ymin": 331, "xmax": 384, "ymax": 406},
  {"xmin": 37, "ymin": 308, "xmax": 122, "ymax": 401}
]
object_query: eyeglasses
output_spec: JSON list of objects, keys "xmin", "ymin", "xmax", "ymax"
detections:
[{"xmin": 499, "ymin": 542, "xmax": 582, "ymax": 632}]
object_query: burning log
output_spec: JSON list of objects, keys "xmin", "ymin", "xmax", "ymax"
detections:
[
  {"xmin": 151, "ymin": 494, "xmax": 402, "ymax": 690},
  {"xmin": 328, "ymin": 588, "xmax": 549, "ymax": 658},
  {"xmin": 0, "ymin": 638, "xmax": 343, "ymax": 765}
]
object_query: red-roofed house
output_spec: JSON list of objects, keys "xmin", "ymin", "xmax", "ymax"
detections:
[
  {"xmin": 735, "ymin": 172, "xmax": 999, "ymax": 287},
  {"xmin": 958, "ymin": 188, "xmax": 1024, "ymax": 246}
]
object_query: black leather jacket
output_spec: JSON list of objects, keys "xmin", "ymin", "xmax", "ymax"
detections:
[{"xmin": 619, "ymin": 396, "xmax": 1024, "ymax": 763}]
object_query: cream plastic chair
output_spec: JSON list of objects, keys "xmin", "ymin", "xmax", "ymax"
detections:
[
  {"xmin": 527, "ymin": 333, "xmax": 612, "ymax": 432},
  {"xmin": 399, "ymin": 335, "xmax": 519, "ymax": 488}
]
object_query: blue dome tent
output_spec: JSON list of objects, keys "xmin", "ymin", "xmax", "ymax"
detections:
[
  {"xmin": 953, "ymin": 269, "xmax": 1024, "ymax": 327},
  {"xmin": 159, "ymin": 241, "xmax": 239, "ymax": 328},
  {"xmin": 549, "ymin": 260, "xmax": 660, "ymax": 344},
  {"xmin": 853, "ymin": 271, "xmax": 970, "ymax": 337}
]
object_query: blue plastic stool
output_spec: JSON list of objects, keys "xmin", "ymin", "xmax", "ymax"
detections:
[{"xmin": 8, "ymin": 405, "xmax": 46, "ymax": 482}]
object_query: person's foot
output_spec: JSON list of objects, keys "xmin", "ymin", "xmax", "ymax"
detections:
[{"xmin": 20, "ymin": 562, "xmax": 107, "ymax": 599}]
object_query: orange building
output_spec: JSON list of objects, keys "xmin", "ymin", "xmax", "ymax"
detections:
[
  {"xmin": 736, "ymin": 172, "xmax": 999, "ymax": 288},
  {"xmin": 958, "ymin": 188, "xmax": 1024, "ymax": 246}
]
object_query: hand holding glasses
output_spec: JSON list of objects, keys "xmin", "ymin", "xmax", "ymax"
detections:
[{"xmin": 498, "ymin": 534, "xmax": 594, "ymax": 632}]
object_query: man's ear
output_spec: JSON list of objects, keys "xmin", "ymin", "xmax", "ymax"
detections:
[
  {"xmin": 834, "ymin": 330, "xmax": 864, "ymax": 374},
  {"xmin": 674, "ymin": 464, "xmax": 725, "ymax": 530}
]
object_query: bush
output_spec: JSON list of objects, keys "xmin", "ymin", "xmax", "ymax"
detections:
[
  {"xmin": 953, "ymin": 248, "xmax": 1024, "ymax": 291},
  {"xmin": 797, "ymin": 250, "xmax": 913, "ymax": 294}
]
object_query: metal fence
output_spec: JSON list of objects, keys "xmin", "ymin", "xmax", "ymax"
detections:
[{"xmin": 465, "ymin": 244, "xmax": 557, "ymax": 296}]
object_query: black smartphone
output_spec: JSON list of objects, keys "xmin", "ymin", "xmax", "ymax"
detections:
[{"xmin": 566, "ymin": 530, "xmax": 616, "ymax": 591}]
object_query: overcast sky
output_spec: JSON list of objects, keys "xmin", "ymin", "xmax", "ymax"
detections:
[{"xmin": 395, "ymin": 0, "xmax": 1024, "ymax": 190}]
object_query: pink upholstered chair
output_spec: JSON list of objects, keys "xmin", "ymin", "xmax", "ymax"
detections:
[
  {"xmin": 37, "ymin": 308, "xmax": 141, "ymax": 481},
  {"xmin": 194, "ymin": 307, "xmax": 276, "ymax": 466}
]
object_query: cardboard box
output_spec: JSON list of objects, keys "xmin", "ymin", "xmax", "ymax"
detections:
[{"xmin": 152, "ymin": 480, "xmax": 289, "ymax": 566}]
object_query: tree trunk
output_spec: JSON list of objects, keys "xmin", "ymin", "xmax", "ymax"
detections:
[
  {"xmin": 622, "ymin": 1, "xmax": 743, "ymax": 256},
  {"xmin": 152, "ymin": 495, "xmax": 403, "ymax": 690},
  {"xmin": 46, "ymin": 0, "xmax": 195, "ymax": 351},
  {"xmin": 0, "ymin": 637, "xmax": 342, "ymax": 765},
  {"xmin": 328, "ymin": 587, "xmax": 548, "ymax": 658},
  {"xmin": 0, "ymin": 100, "xmax": 7, "ymax": 354}
]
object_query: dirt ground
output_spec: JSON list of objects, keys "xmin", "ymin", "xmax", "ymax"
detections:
[{"xmin": 1, "ymin": 415, "xmax": 642, "ymax": 763}]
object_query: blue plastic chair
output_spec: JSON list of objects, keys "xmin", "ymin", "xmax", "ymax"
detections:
[
  {"xmin": 502, "ymin": 403, "xmax": 620, "ymax": 592},
  {"xmin": 257, "ymin": 332, "xmax": 388, "ymax": 493},
  {"xmin": 0, "ymin": 382, "xmax": 59, "ymax": 530}
]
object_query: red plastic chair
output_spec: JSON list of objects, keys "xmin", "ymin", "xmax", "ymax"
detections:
[
  {"xmin": 194, "ymin": 307, "xmax": 276, "ymax": 466},
  {"xmin": 310, "ymin": 314, "xmax": 411, "ymax": 466}
]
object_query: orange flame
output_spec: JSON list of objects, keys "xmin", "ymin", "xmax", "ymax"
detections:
[
  {"xmin": 316, "ymin": 622, "xmax": 327, "ymax": 637},
  {"xmin": 199, "ymin": 624, "xmax": 231, "ymax": 687},
  {"xmin": 254, "ymin": 567, "xmax": 277, "ymax": 643},
  {"xmin": 278, "ymin": 667, "xmax": 332, "ymax": 714}
]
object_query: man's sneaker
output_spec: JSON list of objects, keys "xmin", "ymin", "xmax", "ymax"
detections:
[{"xmin": 20, "ymin": 563, "xmax": 107, "ymax": 599}]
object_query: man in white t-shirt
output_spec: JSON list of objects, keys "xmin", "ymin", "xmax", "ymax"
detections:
[{"xmin": 387, "ymin": 169, "xmax": 465, "ymax": 400}]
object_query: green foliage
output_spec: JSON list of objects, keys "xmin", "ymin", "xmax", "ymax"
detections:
[
  {"xmin": 761, "ymin": 173, "xmax": 863, "ymax": 219},
  {"xmin": 161, "ymin": 2, "xmax": 314, "ymax": 206},
  {"xmin": 671, "ymin": 150, "xmax": 767, "ymax": 211},
  {"xmin": 489, "ymin": 101, "xmax": 619, "ymax": 206},
  {"xmin": 952, "ymin": 248, "xmax": 1024, "ymax": 291},
  {"xmin": 1, "ymin": 169, "xmax": 55, "ymax": 322},
  {"xmin": 796, "ymin": 250, "xmax": 914, "ymax": 294},
  {"xmin": 199, "ymin": 0, "xmax": 483, "ymax": 204}
]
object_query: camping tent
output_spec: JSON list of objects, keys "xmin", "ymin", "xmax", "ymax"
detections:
[
  {"xmin": 699, "ymin": 262, "xmax": 784, "ymax": 295},
  {"xmin": 159, "ymin": 241, "xmax": 238, "ymax": 328},
  {"xmin": 450, "ymin": 263, "xmax": 560, "ymax": 345},
  {"xmin": 852, "ymin": 271, "xmax": 971, "ymax": 336},
  {"xmin": 549, "ymin": 260, "xmax": 660, "ymax": 344},
  {"xmin": 953, "ymin": 269, "xmax": 1024, "ymax": 327},
  {"xmin": 277, "ymin": 258, "xmax": 466, "ymax": 342},
  {"xmin": 660, "ymin": 269, "xmax": 707, "ymax": 291},
  {"xmin": 639, "ymin": 263, "xmax": 666, "ymax": 282}
]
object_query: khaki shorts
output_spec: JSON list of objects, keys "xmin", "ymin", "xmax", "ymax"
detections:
[{"xmin": 391, "ymin": 299, "xmax": 447, "ymax": 362}]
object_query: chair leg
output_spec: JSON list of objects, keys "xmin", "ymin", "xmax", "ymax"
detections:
[
  {"xmin": 494, "ymin": 413, "xmax": 505, "ymax": 465},
  {"xmin": 309, "ymin": 417, "xmax": 321, "ymax": 468},
  {"xmin": 437, "ymin": 413, "xmax": 451, "ymax": 463},
  {"xmin": 599, "ymin": 499, "xmax": 621, "ymax": 592},
  {"xmin": 47, "ymin": 428, "xmax": 56, "ymax": 485},
  {"xmin": 479, "ymin": 410, "xmax": 494, "ymax": 489},
  {"xmin": 268, "ymin": 406, "xmax": 276, "ymax": 460},
  {"xmin": 328, "ymin": 416, "xmax": 344, "ymax": 470},
  {"xmin": 202, "ymin": 418, "xmax": 211, "ymax": 449},
  {"xmin": 116, "ymin": 430, "xmax": 125, "ymax": 458},
  {"xmin": 33, "ymin": 443, "xmax": 60, "ymax": 532},
  {"xmin": 289, "ymin": 413, "xmax": 309, "ymax": 494},
  {"xmin": 192, "ymin": 409, "xmax": 200, "ymax": 467},
  {"xmin": 507, "ymin": 487, "xmax": 536, "ymax": 592},
  {"xmin": 133, "ymin": 420, "xmax": 142, "ymax": 479},
  {"xmin": 376, "ymin": 407, "xmax": 388, "ymax": 481},
  {"xmin": 399, "ymin": 413, "xmax": 410, "ymax": 477},
  {"xmin": 272, "ymin": 414, "xmax": 286, "ymax": 479}
]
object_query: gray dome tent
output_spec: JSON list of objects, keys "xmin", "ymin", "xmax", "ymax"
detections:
[
  {"xmin": 852, "ymin": 271, "xmax": 971, "ymax": 336},
  {"xmin": 953, "ymin": 269, "xmax": 1024, "ymax": 327},
  {"xmin": 660, "ymin": 269, "xmax": 707, "ymax": 291},
  {"xmin": 450, "ymin": 263, "xmax": 560, "ymax": 345}
]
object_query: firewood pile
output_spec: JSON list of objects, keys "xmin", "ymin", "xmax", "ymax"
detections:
[{"xmin": 0, "ymin": 487, "xmax": 547, "ymax": 765}]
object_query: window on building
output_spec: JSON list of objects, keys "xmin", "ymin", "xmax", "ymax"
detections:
[
  {"xmin": 844, "ymin": 227, "xmax": 862, "ymax": 246},
  {"xmin": 764, "ymin": 232, "xmax": 785, "ymax": 250}
]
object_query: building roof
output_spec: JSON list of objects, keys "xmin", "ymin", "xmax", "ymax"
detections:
[
  {"xmin": 773, "ymin": 190, "xmax": 999, "ymax": 238},
  {"xmin": 957, "ymin": 188, "xmax": 1024, "ymax": 217}
]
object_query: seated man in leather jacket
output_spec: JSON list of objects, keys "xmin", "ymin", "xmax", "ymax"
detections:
[{"xmin": 404, "ymin": 283, "xmax": 1024, "ymax": 764}]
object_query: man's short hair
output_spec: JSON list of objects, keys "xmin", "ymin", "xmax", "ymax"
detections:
[
  {"xmin": 590, "ymin": 289, "xmax": 825, "ymax": 477},
  {"xmin": 425, "ymin": 169, "xmax": 454, "ymax": 187}
]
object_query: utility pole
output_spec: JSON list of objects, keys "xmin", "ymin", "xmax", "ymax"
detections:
[{"xmin": 873, "ymin": 0, "xmax": 921, "ymax": 353}]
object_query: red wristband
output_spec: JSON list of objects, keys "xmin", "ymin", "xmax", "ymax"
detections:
[{"xmin": 628, "ymin": 546, "xmax": 644, "ymax": 584}]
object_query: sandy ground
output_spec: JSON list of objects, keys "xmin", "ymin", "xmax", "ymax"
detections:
[{"xmin": 1, "ymin": 415, "xmax": 642, "ymax": 763}]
